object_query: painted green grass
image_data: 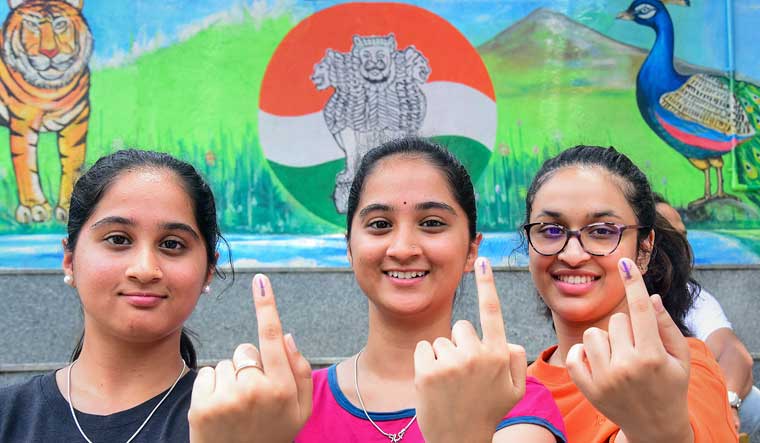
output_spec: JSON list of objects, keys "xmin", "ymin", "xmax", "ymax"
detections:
[
  {"xmin": 0, "ymin": 12, "xmax": 756, "ymax": 239},
  {"xmin": 0, "ymin": 13, "xmax": 335, "ymax": 234}
]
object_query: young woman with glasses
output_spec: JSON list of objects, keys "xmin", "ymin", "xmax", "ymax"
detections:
[
  {"xmin": 295, "ymin": 137, "xmax": 567, "ymax": 442},
  {"xmin": 523, "ymin": 145, "xmax": 736, "ymax": 443}
]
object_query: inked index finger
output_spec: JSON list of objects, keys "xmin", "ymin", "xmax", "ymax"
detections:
[
  {"xmin": 618, "ymin": 258, "xmax": 662, "ymax": 352},
  {"xmin": 252, "ymin": 274, "xmax": 294, "ymax": 385},
  {"xmin": 474, "ymin": 257, "xmax": 508, "ymax": 348}
]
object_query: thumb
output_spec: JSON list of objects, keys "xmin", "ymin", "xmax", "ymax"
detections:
[{"xmin": 651, "ymin": 294, "xmax": 690, "ymax": 366}]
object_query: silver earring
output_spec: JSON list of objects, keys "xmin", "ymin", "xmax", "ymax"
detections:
[
  {"xmin": 202, "ymin": 285, "xmax": 210, "ymax": 294},
  {"xmin": 63, "ymin": 275, "xmax": 74, "ymax": 286}
]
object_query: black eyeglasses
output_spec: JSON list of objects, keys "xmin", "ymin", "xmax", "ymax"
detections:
[{"xmin": 523, "ymin": 222, "xmax": 650, "ymax": 256}]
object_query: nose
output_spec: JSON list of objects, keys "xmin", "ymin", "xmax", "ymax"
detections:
[
  {"xmin": 386, "ymin": 226, "xmax": 420, "ymax": 262},
  {"xmin": 557, "ymin": 235, "xmax": 590, "ymax": 267},
  {"xmin": 125, "ymin": 245, "xmax": 163, "ymax": 283},
  {"xmin": 39, "ymin": 47, "xmax": 59, "ymax": 59},
  {"xmin": 39, "ymin": 23, "xmax": 59, "ymax": 59}
]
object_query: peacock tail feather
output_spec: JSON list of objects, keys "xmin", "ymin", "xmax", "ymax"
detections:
[{"xmin": 733, "ymin": 80, "xmax": 760, "ymax": 195}]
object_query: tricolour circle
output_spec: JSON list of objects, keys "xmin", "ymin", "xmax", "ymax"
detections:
[{"xmin": 260, "ymin": 2, "xmax": 496, "ymax": 226}]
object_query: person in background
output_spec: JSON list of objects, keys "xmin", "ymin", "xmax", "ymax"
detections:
[{"xmin": 655, "ymin": 194, "xmax": 759, "ymax": 438}]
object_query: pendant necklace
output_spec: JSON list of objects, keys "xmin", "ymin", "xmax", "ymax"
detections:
[
  {"xmin": 66, "ymin": 358, "xmax": 187, "ymax": 443},
  {"xmin": 354, "ymin": 350, "xmax": 417, "ymax": 442}
]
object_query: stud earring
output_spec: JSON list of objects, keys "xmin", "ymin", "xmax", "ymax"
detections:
[
  {"xmin": 63, "ymin": 275, "xmax": 74, "ymax": 286},
  {"xmin": 202, "ymin": 285, "xmax": 211, "ymax": 294}
]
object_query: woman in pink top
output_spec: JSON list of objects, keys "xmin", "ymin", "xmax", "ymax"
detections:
[{"xmin": 296, "ymin": 137, "xmax": 566, "ymax": 442}]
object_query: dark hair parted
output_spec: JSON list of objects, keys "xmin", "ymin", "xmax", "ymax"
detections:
[
  {"xmin": 65, "ymin": 149, "xmax": 231, "ymax": 368},
  {"xmin": 345, "ymin": 137, "xmax": 477, "ymax": 241},
  {"xmin": 523, "ymin": 145, "xmax": 696, "ymax": 336}
]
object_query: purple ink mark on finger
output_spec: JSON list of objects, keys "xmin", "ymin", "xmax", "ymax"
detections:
[
  {"xmin": 480, "ymin": 259, "xmax": 487, "ymax": 275},
  {"xmin": 621, "ymin": 260, "xmax": 631, "ymax": 280},
  {"xmin": 258, "ymin": 276, "xmax": 266, "ymax": 297}
]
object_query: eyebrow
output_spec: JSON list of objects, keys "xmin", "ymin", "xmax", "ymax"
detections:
[
  {"xmin": 90, "ymin": 216, "xmax": 133, "ymax": 229},
  {"xmin": 537, "ymin": 210, "xmax": 561, "ymax": 218},
  {"xmin": 358, "ymin": 201, "xmax": 457, "ymax": 219},
  {"xmin": 358, "ymin": 203, "xmax": 392, "ymax": 219},
  {"xmin": 90, "ymin": 216, "xmax": 200, "ymax": 240},
  {"xmin": 590, "ymin": 210, "xmax": 623, "ymax": 220},
  {"xmin": 161, "ymin": 222, "xmax": 201, "ymax": 240},
  {"xmin": 536, "ymin": 210, "xmax": 623, "ymax": 220},
  {"xmin": 416, "ymin": 201, "xmax": 457, "ymax": 215}
]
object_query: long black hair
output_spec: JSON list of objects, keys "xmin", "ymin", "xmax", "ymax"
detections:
[
  {"xmin": 65, "ymin": 149, "xmax": 231, "ymax": 368},
  {"xmin": 523, "ymin": 145, "xmax": 696, "ymax": 335}
]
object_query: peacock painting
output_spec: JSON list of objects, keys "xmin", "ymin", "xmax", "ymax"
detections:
[{"xmin": 619, "ymin": 0, "xmax": 760, "ymax": 208}]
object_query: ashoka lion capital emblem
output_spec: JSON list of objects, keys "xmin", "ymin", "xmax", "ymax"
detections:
[{"xmin": 311, "ymin": 33, "xmax": 430, "ymax": 213}]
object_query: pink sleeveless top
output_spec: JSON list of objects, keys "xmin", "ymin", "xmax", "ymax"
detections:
[{"xmin": 295, "ymin": 365, "xmax": 566, "ymax": 442}]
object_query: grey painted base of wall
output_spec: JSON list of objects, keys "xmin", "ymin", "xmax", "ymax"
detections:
[{"xmin": 2, "ymin": 267, "xmax": 759, "ymax": 388}]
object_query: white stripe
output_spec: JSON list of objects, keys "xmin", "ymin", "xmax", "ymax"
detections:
[
  {"xmin": 258, "ymin": 111, "xmax": 344, "ymax": 167},
  {"xmin": 418, "ymin": 81, "xmax": 496, "ymax": 151},
  {"xmin": 260, "ymin": 81, "xmax": 496, "ymax": 167}
]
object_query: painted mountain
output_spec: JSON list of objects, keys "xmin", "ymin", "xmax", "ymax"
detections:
[{"xmin": 478, "ymin": 8, "xmax": 724, "ymax": 94}]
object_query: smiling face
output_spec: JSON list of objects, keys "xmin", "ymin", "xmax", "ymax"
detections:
[
  {"xmin": 63, "ymin": 168, "xmax": 212, "ymax": 344},
  {"xmin": 348, "ymin": 155, "xmax": 479, "ymax": 319},
  {"xmin": 528, "ymin": 167, "xmax": 652, "ymax": 328}
]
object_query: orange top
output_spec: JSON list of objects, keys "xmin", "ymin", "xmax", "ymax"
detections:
[{"xmin": 527, "ymin": 338, "xmax": 737, "ymax": 443}]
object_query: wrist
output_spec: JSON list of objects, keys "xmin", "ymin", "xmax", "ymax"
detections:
[
  {"xmin": 619, "ymin": 420, "xmax": 694, "ymax": 443},
  {"xmin": 728, "ymin": 390, "xmax": 742, "ymax": 410}
]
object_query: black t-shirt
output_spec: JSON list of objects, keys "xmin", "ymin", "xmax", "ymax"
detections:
[{"xmin": 0, "ymin": 369, "xmax": 196, "ymax": 443}]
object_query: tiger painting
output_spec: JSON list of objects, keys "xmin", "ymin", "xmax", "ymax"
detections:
[{"xmin": 0, "ymin": 0, "xmax": 92, "ymax": 223}]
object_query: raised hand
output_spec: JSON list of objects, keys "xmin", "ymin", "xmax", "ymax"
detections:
[
  {"xmin": 566, "ymin": 258, "xmax": 693, "ymax": 443},
  {"xmin": 188, "ymin": 274, "xmax": 312, "ymax": 443},
  {"xmin": 414, "ymin": 257, "xmax": 527, "ymax": 443}
]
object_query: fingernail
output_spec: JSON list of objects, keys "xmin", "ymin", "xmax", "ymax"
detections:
[
  {"xmin": 284, "ymin": 333, "xmax": 298, "ymax": 354},
  {"xmin": 241, "ymin": 343, "xmax": 258, "ymax": 358},
  {"xmin": 619, "ymin": 259, "xmax": 632, "ymax": 280},
  {"xmin": 651, "ymin": 294, "xmax": 665, "ymax": 313}
]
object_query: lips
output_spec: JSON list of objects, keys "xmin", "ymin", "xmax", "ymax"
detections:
[
  {"xmin": 120, "ymin": 292, "xmax": 167, "ymax": 308},
  {"xmin": 382, "ymin": 270, "xmax": 429, "ymax": 287},
  {"xmin": 550, "ymin": 269, "xmax": 601, "ymax": 296},
  {"xmin": 385, "ymin": 270, "xmax": 428, "ymax": 279},
  {"xmin": 554, "ymin": 274, "xmax": 597, "ymax": 285}
]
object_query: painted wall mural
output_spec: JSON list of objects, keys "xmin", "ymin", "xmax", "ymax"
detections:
[{"xmin": 0, "ymin": 0, "xmax": 758, "ymax": 268}]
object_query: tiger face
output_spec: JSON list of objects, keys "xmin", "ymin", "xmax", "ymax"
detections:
[{"xmin": 2, "ymin": 0, "xmax": 93, "ymax": 89}]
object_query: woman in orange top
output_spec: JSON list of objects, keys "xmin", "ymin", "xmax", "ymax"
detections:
[{"xmin": 523, "ymin": 145, "xmax": 736, "ymax": 443}]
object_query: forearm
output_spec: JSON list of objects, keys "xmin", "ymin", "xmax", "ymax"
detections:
[
  {"xmin": 710, "ymin": 335, "xmax": 755, "ymax": 398},
  {"xmin": 718, "ymin": 356, "xmax": 754, "ymax": 398}
]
